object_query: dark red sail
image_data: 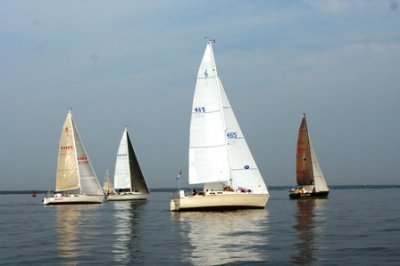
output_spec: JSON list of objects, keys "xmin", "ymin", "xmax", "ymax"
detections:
[{"xmin": 296, "ymin": 115, "xmax": 314, "ymax": 186}]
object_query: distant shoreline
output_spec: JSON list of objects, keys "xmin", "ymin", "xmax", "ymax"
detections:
[{"xmin": 1, "ymin": 185, "xmax": 400, "ymax": 195}]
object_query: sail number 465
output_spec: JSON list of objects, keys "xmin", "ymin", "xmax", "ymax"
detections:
[
  {"xmin": 227, "ymin": 132, "xmax": 238, "ymax": 139},
  {"xmin": 194, "ymin": 107, "xmax": 206, "ymax": 112}
]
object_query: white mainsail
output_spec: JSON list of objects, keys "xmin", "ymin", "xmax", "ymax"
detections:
[
  {"xmin": 189, "ymin": 40, "xmax": 268, "ymax": 194},
  {"xmin": 189, "ymin": 42, "xmax": 229, "ymax": 185},
  {"xmin": 114, "ymin": 128, "xmax": 131, "ymax": 190},
  {"xmin": 55, "ymin": 110, "xmax": 103, "ymax": 195}
]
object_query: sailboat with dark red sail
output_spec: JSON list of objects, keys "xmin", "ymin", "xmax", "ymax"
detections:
[{"xmin": 289, "ymin": 114, "xmax": 329, "ymax": 199}]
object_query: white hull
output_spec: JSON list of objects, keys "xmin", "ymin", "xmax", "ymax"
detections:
[
  {"xmin": 43, "ymin": 194, "xmax": 104, "ymax": 205},
  {"xmin": 107, "ymin": 192, "xmax": 149, "ymax": 201},
  {"xmin": 170, "ymin": 191, "xmax": 269, "ymax": 211}
]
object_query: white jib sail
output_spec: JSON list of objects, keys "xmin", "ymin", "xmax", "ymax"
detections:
[
  {"xmin": 219, "ymin": 79, "xmax": 268, "ymax": 194},
  {"xmin": 309, "ymin": 138, "xmax": 329, "ymax": 192},
  {"xmin": 114, "ymin": 128, "xmax": 132, "ymax": 190}
]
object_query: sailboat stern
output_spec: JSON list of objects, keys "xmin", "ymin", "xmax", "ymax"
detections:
[{"xmin": 170, "ymin": 190, "xmax": 185, "ymax": 211}]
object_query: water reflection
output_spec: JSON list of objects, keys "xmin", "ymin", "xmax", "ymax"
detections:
[
  {"xmin": 55, "ymin": 205, "xmax": 105, "ymax": 265},
  {"xmin": 175, "ymin": 210, "xmax": 269, "ymax": 265},
  {"xmin": 291, "ymin": 199, "xmax": 326, "ymax": 265},
  {"xmin": 112, "ymin": 201, "xmax": 145, "ymax": 263},
  {"xmin": 56, "ymin": 206, "xmax": 81, "ymax": 263}
]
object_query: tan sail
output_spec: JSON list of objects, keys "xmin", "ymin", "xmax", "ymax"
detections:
[
  {"xmin": 43, "ymin": 110, "xmax": 104, "ymax": 205},
  {"xmin": 56, "ymin": 111, "xmax": 79, "ymax": 191},
  {"xmin": 102, "ymin": 169, "xmax": 114, "ymax": 194}
]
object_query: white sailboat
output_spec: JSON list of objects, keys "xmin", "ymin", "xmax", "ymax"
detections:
[
  {"xmin": 289, "ymin": 114, "xmax": 329, "ymax": 199},
  {"xmin": 102, "ymin": 169, "xmax": 115, "ymax": 195},
  {"xmin": 107, "ymin": 127, "xmax": 149, "ymax": 201},
  {"xmin": 170, "ymin": 40, "xmax": 269, "ymax": 211},
  {"xmin": 43, "ymin": 110, "xmax": 104, "ymax": 205}
]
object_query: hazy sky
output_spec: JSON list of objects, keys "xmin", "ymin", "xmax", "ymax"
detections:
[{"xmin": 1, "ymin": 0, "xmax": 399, "ymax": 190}]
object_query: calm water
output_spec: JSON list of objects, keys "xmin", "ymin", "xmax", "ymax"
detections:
[{"xmin": 0, "ymin": 187, "xmax": 399, "ymax": 265}]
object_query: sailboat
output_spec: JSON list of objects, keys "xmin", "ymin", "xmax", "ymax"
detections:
[
  {"xmin": 102, "ymin": 169, "xmax": 115, "ymax": 196},
  {"xmin": 107, "ymin": 127, "xmax": 149, "ymax": 201},
  {"xmin": 289, "ymin": 114, "xmax": 329, "ymax": 199},
  {"xmin": 170, "ymin": 40, "xmax": 269, "ymax": 211},
  {"xmin": 43, "ymin": 110, "xmax": 104, "ymax": 205}
]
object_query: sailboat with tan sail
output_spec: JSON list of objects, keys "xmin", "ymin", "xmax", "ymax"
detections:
[
  {"xmin": 102, "ymin": 169, "xmax": 115, "ymax": 196},
  {"xmin": 43, "ymin": 110, "xmax": 104, "ymax": 205}
]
